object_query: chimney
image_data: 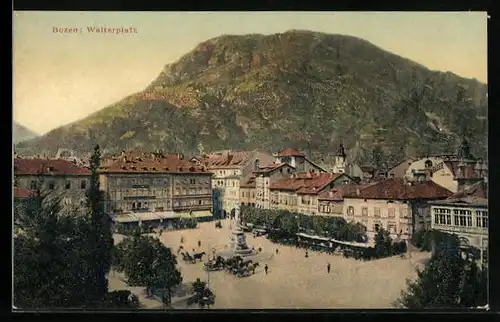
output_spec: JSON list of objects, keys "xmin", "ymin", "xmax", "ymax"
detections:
[{"xmin": 254, "ymin": 159, "xmax": 260, "ymax": 171}]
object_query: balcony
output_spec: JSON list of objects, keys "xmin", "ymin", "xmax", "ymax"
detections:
[{"xmin": 172, "ymin": 204, "xmax": 212, "ymax": 211}]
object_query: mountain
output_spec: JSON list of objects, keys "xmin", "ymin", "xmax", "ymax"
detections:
[
  {"xmin": 14, "ymin": 122, "xmax": 38, "ymax": 143},
  {"xmin": 16, "ymin": 30, "xmax": 488, "ymax": 165}
]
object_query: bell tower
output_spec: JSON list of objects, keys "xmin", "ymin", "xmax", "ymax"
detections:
[{"xmin": 333, "ymin": 143, "xmax": 347, "ymax": 173}]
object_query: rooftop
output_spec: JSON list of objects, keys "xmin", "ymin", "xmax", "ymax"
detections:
[
  {"xmin": 270, "ymin": 172, "xmax": 346, "ymax": 194},
  {"xmin": 240, "ymin": 176, "xmax": 256, "ymax": 188},
  {"xmin": 318, "ymin": 183, "xmax": 378, "ymax": 201},
  {"xmin": 430, "ymin": 181, "xmax": 488, "ymax": 207},
  {"xmin": 343, "ymin": 178, "xmax": 453, "ymax": 201},
  {"xmin": 253, "ymin": 162, "xmax": 293, "ymax": 174},
  {"xmin": 14, "ymin": 157, "xmax": 91, "ymax": 176},
  {"xmin": 99, "ymin": 152, "xmax": 210, "ymax": 174}
]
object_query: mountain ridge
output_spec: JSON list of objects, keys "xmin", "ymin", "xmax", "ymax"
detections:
[
  {"xmin": 16, "ymin": 30, "xmax": 488, "ymax": 165},
  {"xmin": 14, "ymin": 122, "xmax": 38, "ymax": 144}
]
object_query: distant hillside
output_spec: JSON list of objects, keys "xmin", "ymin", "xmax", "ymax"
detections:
[
  {"xmin": 14, "ymin": 122, "xmax": 38, "ymax": 143},
  {"xmin": 17, "ymin": 30, "xmax": 488, "ymax": 165}
]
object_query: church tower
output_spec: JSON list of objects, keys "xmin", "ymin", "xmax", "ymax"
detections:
[{"xmin": 333, "ymin": 143, "xmax": 347, "ymax": 174}]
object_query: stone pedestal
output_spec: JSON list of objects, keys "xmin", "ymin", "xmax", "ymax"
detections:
[{"xmin": 230, "ymin": 229, "xmax": 253, "ymax": 256}]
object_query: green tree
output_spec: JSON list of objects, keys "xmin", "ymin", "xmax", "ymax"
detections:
[
  {"xmin": 13, "ymin": 191, "xmax": 92, "ymax": 308},
  {"xmin": 85, "ymin": 145, "xmax": 114, "ymax": 305},
  {"xmin": 187, "ymin": 278, "xmax": 215, "ymax": 309},
  {"xmin": 374, "ymin": 227, "xmax": 393, "ymax": 258},
  {"xmin": 113, "ymin": 233, "xmax": 182, "ymax": 306},
  {"xmin": 13, "ymin": 161, "xmax": 137, "ymax": 309},
  {"xmin": 396, "ymin": 233, "xmax": 487, "ymax": 308}
]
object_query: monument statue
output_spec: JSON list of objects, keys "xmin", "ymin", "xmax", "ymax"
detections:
[{"xmin": 228, "ymin": 207, "xmax": 253, "ymax": 256}]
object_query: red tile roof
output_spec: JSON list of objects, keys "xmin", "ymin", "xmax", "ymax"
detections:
[
  {"xmin": 14, "ymin": 157, "xmax": 91, "ymax": 176},
  {"xmin": 343, "ymin": 178, "xmax": 453, "ymax": 200},
  {"xmin": 431, "ymin": 181, "xmax": 488, "ymax": 207},
  {"xmin": 269, "ymin": 172, "xmax": 346, "ymax": 195},
  {"xmin": 450, "ymin": 181, "xmax": 487, "ymax": 199},
  {"xmin": 253, "ymin": 162, "xmax": 293, "ymax": 174},
  {"xmin": 14, "ymin": 187, "xmax": 33, "ymax": 198},
  {"xmin": 318, "ymin": 183, "xmax": 378, "ymax": 201},
  {"xmin": 100, "ymin": 152, "xmax": 210, "ymax": 174},
  {"xmin": 240, "ymin": 176, "xmax": 256, "ymax": 188},
  {"xmin": 278, "ymin": 148, "xmax": 305, "ymax": 157},
  {"xmin": 203, "ymin": 151, "xmax": 253, "ymax": 169}
]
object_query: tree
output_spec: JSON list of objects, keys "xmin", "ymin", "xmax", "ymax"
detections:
[
  {"xmin": 396, "ymin": 233, "xmax": 488, "ymax": 308},
  {"xmin": 14, "ymin": 191, "xmax": 93, "ymax": 308},
  {"xmin": 187, "ymin": 278, "xmax": 215, "ymax": 309},
  {"xmin": 85, "ymin": 145, "xmax": 114, "ymax": 305},
  {"xmin": 374, "ymin": 228, "xmax": 392, "ymax": 258},
  {"xmin": 13, "ymin": 155, "xmax": 137, "ymax": 309},
  {"xmin": 113, "ymin": 233, "xmax": 182, "ymax": 307}
]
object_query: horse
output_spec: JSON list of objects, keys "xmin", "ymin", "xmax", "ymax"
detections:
[
  {"xmin": 239, "ymin": 259, "xmax": 253, "ymax": 268},
  {"xmin": 250, "ymin": 262, "xmax": 259, "ymax": 274},
  {"xmin": 193, "ymin": 252, "xmax": 206, "ymax": 261}
]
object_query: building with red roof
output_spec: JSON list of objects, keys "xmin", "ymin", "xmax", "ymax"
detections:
[
  {"xmin": 268, "ymin": 172, "xmax": 357, "ymax": 215},
  {"xmin": 341, "ymin": 178, "xmax": 453, "ymax": 243},
  {"xmin": 99, "ymin": 151, "xmax": 214, "ymax": 224},
  {"xmin": 14, "ymin": 157, "xmax": 91, "ymax": 214},
  {"xmin": 189, "ymin": 149, "xmax": 274, "ymax": 215}
]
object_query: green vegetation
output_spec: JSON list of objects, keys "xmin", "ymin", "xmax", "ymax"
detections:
[
  {"xmin": 187, "ymin": 278, "xmax": 215, "ymax": 309},
  {"xmin": 396, "ymin": 232, "xmax": 487, "ymax": 309},
  {"xmin": 13, "ymin": 146, "xmax": 138, "ymax": 309},
  {"xmin": 112, "ymin": 231, "xmax": 182, "ymax": 307},
  {"xmin": 240, "ymin": 205, "xmax": 366, "ymax": 243},
  {"xmin": 17, "ymin": 30, "xmax": 488, "ymax": 166}
]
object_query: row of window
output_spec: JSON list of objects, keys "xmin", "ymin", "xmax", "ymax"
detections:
[
  {"xmin": 346, "ymin": 206, "xmax": 407, "ymax": 218},
  {"xmin": 30, "ymin": 180, "xmax": 87, "ymax": 190},
  {"xmin": 217, "ymin": 170, "xmax": 239, "ymax": 176},
  {"xmin": 434, "ymin": 214, "xmax": 488, "ymax": 228},
  {"xmin": 319, "ymin": 204, "xmax": 343, "ymax": 213},
  {"xmin": 214, "ymin": 180, "xmax": 239, "ymax": 187},
  {"xmin": 240, "ymin": 191, "xmax": 255, "ymax": 199}
]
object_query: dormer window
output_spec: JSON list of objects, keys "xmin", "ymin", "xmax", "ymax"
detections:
[{"xmin": 47, "ymin": 166, "xmax": 55, "ymax": 172}]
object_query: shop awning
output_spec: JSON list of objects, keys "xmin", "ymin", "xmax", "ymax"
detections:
[
  {"xmin": 176, "ymin": 211, "xmax": 213, "ymax": 218},
  {"xmin": 134, "ymin": 212, "xmax": 163, "ymax": 222},
  {"xmin": 112, "ymin": 213, "xmax": 139, "ymax": 223}
]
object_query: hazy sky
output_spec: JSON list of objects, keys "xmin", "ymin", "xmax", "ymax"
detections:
[{"xmin": 13, "ymin": 11, "xmax": 487, "ymax": 134}]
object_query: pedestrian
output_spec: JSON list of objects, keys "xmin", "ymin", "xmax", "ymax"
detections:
[
  {"xmin": 276, "ymin": 248, "xmax": 279, "ymax": 255},
  {"xmin": 198, "ymin": 240, "xmax": 202, "ymax": 248},
  {"xmin": 305, "ymin": 251, "xmax": 309, "ymax": 258},
  {"xmin": 159, "ymin": 228, "xmax": 163, "ymax": 236},
  {"xmin": 264, "ymin": 264, "xmax": 268, "ymax": 275},
  {"xmin": 327, "ymin": 263, "xmax": 331, "ymax": 274},
  {"xmin": 192, "ymin": 248, "xmax": 195, "ymax": 253}
]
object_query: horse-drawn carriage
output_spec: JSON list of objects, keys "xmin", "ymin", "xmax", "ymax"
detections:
[
  {"xmin": 181, "ymin": 251, "xmax": 205, "ymax": 264},
  {"xmin": 203, "ymin": 255, "xmax": 259, "ymax": 277}
]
